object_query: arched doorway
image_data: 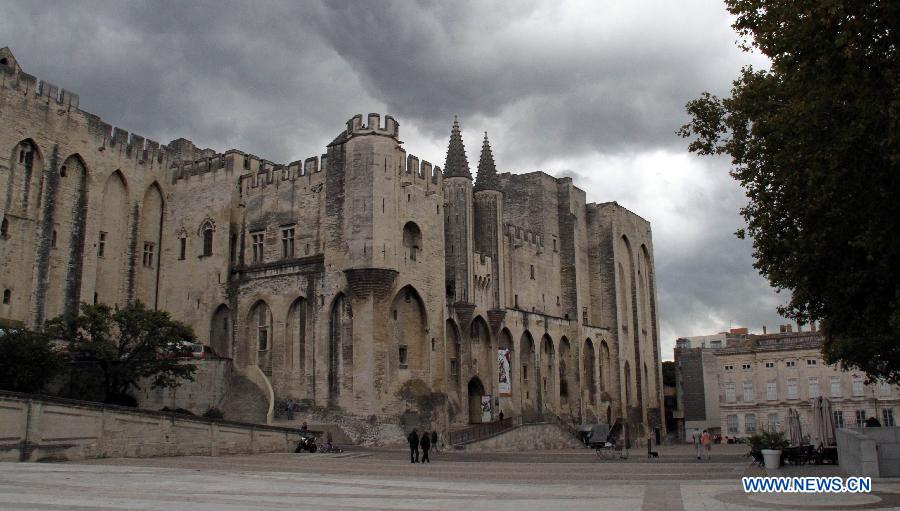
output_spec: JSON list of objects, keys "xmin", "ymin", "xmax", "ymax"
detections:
[
  {"xmin": 210, "ymin": 304, "xmax": 231, "ymax": 358},
  {"xmin": 468, "ymin": 376, "xmax": 487, "ymax": 424},
  {"xmin": 520, "ymin": 331, "xmax": 537, "ymax": 414}
]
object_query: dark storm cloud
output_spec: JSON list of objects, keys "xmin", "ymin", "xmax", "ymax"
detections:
[{"xmin": 0, "ymin": 0, "xmax": 784, "ymax": 358}]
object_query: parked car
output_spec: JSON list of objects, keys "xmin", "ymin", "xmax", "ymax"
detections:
[{"xmin": 188, "ymin": 343, "xmax": 216, "ymax": 359}]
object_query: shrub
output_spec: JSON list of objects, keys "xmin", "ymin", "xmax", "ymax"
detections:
[{"xmin": 0, "ymin": 329, "xmax": 63, "ymax": 393}]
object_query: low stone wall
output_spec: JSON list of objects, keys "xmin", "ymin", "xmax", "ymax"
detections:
[
  {"xmin": 136, "ymin": 358, "xmax": 232, "ymax": 414},
  {"xmin": 836, "ymin": 427, "xmax": 900, "ymax": 478},
  {"xmin": 0, "ymin": 391, "xmax": 297, "ymax": 462},
  {"xmin": 460, "ymin": 423, "xmax": 585, "ymax": 452}
]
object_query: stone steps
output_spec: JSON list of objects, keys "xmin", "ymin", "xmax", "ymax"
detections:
[{"xmin": 221, "ymin": 373, "xmax": 268, "ymax": 423}]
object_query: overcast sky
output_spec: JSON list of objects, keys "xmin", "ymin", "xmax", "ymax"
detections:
[{"xmin": 1, "ymin": 0, "xmax": 786, "ymax": 359}]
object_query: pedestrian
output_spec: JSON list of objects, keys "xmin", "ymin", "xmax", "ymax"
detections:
[
  {"xmin": 691, "ymin": 428, "xmax": 701, "ymax": 460},
  {"xmin": 285, "ymin": 398, "xmax": 295, "ymax": 421},
  {"xmin": 420, "ymin": 430, "xmax": 431, "ymax": 463},
  {"xmin": 499, "ymin": 410, "xmax": 504, "ymax": 423},
  {"xmin": 300, "ymin": 421, "xmax": 308, "ymax": 432},
  {"xmin": 431, "ymin": 431, "xmax": 439, "ymax": 455},
  {"xmin": 407, "ymin": 429, "xmax": 420, "ymax": 463},
  {"xmin": 701, "ymin": 429, "xmax": 711, "ymax": 460}
]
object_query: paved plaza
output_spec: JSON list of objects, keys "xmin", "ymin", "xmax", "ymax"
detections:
[{"xmin": 1, "ymin": 445, "xmax": 898, "ymax": 510}]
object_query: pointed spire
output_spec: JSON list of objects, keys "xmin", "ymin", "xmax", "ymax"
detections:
[
  {"xmin": 443, "ymin": 116, "xmax": 472, "ymax": 179},
  {"xmin": 475, "ymin": 131, "xmax": 500, "ymax": 192}
]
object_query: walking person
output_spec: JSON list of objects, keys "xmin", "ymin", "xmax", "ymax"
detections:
[
  {"xmin": 285, "ymin": 398, "xmax": 295, "ymax": 421},
  {"xmin": 407, "ymin": 429, "xmax": 420, "ymax": 463},
  {"xmin": 430, "ymin": 431, "xmax": 439, "ymax": 455},
  {"xmin": 691, "ymin": 428, "xmax": 701, "ymax": 460},
  {"xmin": 420, "ymin": 430, "xmax": 431, "ymax": 463},
  {"xmin": 701, "ymin": 429, "xmax": 712, "ymax": 460},
  {"xmin": 499, "ymin": 410, "xmax": 504, "ymax": 423}
]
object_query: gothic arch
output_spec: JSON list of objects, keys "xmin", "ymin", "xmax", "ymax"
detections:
[
  {"xmin": 248, "ymin": 300, "xmax": 272, "ymax": 374},
  {"xmin": 599, "ymin": 339, "xmax": 611, "ymax": 395},
  {"xmin": 469, "ymin": 315, "xmax": 492, "ymax": 385},
  {"xmin": 5, "ymin": 139, "xmax": 43, "ymax": 217},
  {"xmin": 136, "ymin": 182, "xmax": 164, "ymax": 308},
  {"xmin": 541, "ymin": 334, "xmax": 555, "ymax": 413},
  {"xmin": 583, "ymin": 338, "xmax": 597, "ymax": 405},
  {"xmin": 402, "ymin": 221, "xmax": 422, "ymax": 261},
  {"xmin": 287, "ymin": 296, "xmax": 308, "ymax": 375},
  {"xmin": 520, "ymin": 331, "xmax": 537, "ymax": 413},
  {"xmin": 446, "ymin": 318, "xmax": 461, "ymax": 392},
  {"xmin": 558, "ymin": 337, "xmax": 573, "ymax": 407},
  {"xmin": 45, "ymin": 154, "xmax": 89, "ymax": 318},
  {"xmin": 210, "ymin": 304, "xmax": 231, "ymax": 358},
  {"xmin": 328, "ymin": 293, "xmax": 353, "ymax": 407},
  {"xmin": 94, "ymin": 170, "xmax": 129, "ymax": 307},
  {"xmin": 390, "ymin": 285, "xmax": 427, "ymax": 372}
]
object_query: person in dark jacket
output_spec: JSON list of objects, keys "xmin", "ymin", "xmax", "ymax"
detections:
[
  {"xmin": 430, "ymin": 431, "xmax": 439, "ymax": 455},
  {"xmin": 408, "ymin": 429, "xmax": 420, "ymax": 463},
  {"xmin": 420, "ymin": 431, "xmax": 431, "ymax": 463}
]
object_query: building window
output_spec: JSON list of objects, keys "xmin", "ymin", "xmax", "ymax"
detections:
[
  {"xmin": 807, "ymin": 359, "xmax": 817, "ymax": 366},
  {"xmin": 787, "ymin": 378, "xmax": 799, "ymax": 400},
  {"xmin": 522, "ymin": 364, "xmax": 528, "ymax": 382},
  {"xmin": 808, "ymin": 377, "xmax": 819, "ymax": 398},
  {"xmin": 765, "ymin": 362, "xmax": 774, "ymax": 368},
  {"xmin": 0, "ymin": 217, "xmax": 7, "ymax": 238},
  {"xmin": 402, "ymin": 222, "xmax": 421, "ymax": 262},
  {"xmin": 514, "ymin": 294, "xmax": 519, "ymax": 308},
  {"xmin": 51, "ymin": 230, "xmax": 57, "ymax": 248},
  {"xmin": 745, "ymin": 414, "xmax": 757, "ymax": 433},
  {"xmin": 251, "ymin": 232, "xmax": 265, "ymax": 263},
  {"xmin": 552, "ymin": 238, "xmax": 557, "ymax": 252},
  {"xmin": 450, "ymin": 358, "xmax": 459, "ymax": 377},
  {"xmin": 743, "ymin": 382, "xmax": 754, "ymax": 402},
  {"xmin": 529, "ymin": 265, "xmax": 535, "ymax": 279},
  {"xmin": 883, "ymin": 408, "xmax": 895, "ymax": 427},
  {"xmin": 256, "ymin": 305, "xmax": 269, "ymax": 351},
  {"xmin": 142, "ymin": 242, "xmax": 155, "ymax": 267},
  {"xmin": 727, "ymin": 414, "xmax": 738, "ymax": 434},
  {"xmin": 768, "ymin": 413, "xmax": 779, "ymax": 431},
  {"xmin": 398, "ymin": 345, "xmax": 408, "ymax": 368},
  {"xmin": 831, "ymin": 376, "xmax": 842, "ymax": 398},
  {"xmin": 786, "ymin": 360, "xmax": 796, "ymax": 368},
  {"xmin": 766, "ymin": 381, "xmax": 777, "ymax": 401},
  {"xmin": 2, "ymin": 289, "xmax": 10, "ymax": 304},
  {"xmin": 833, "ymin": 410, "xmax": 844, "ymax": 429},
  {"xmin": 852, "ymin": 376, "xmax": 864, "ymax": 397},
  {"xmin": 724, "ymin": 364, "xmax": 734, "ymax": 372},
  {"xmin": 725, "ymin": 382, "xmax": 736, "ymax": 403},
  {"xmin": 856, "ymin": 410, "xmax": 867, "ymax": 427},
  {"xmin": 97, "ymin": 231, "xmax": 107, "ymax": 258},
  {"xmin": 179, "ymin": 238, "xmax": 186, "ymax": 260},
  {"xmin": 60, "ymin": 164, "xmax": 67, "ymax": 177},
  {"xmin": 742, "ymin": 363, "xmax": 752, "ymax": 371},
  {"xmin": 281, "ymin": 227, "xmax": 295, "ymax": 259},
  {"xmin": 879, "ymin": 381, "xmax": 892, "ymax": 396},
  {"xmin": 202, "ymin": 225, "xmax": 214, "ymax": 256}
]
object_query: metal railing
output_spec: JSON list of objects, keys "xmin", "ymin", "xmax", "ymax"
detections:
[{"xmin": 448, "ymin": 416, "xmax": 522, "ymax": 445}]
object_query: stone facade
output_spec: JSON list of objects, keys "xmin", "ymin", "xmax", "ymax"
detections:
[{"xmin": 0, "ymin": 48, "xmax": 664, "ymax": 438}]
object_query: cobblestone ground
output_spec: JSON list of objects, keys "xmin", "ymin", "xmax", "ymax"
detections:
[{"xmin": 1, "ymin": 444, "xmax": 898, "ymax": 510}]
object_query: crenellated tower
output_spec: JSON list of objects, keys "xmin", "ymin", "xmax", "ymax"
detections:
[{"xmin": 443, "ymin": 117, "xmax": 475, "ymax": 319}]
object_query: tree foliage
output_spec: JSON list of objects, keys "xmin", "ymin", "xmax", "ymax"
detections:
[
  {"xmin": 45, "ymin": 302, "xmax": 198, "ymax": 403},
  {"xmin": 679, "ymin": 1, "xmax": 900, "ymax": 383},
  {"xmin": 0, "ymin": 328, "xmax": 63, "ymax": 393}
]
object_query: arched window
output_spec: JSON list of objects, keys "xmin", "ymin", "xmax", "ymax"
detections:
[
  {"xmin": 402, "ymin": 221, "xmax": 422, "ymax": 261},
  {"xmin": 202, "ymin": 222, "xmax": 214, "ymax": 256}
]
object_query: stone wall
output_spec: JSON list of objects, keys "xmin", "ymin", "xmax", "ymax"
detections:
[
  {"xmin": 135, "ymin": 358, "xmax": 232, "ymax": 414},
  {"xmin": 0, "ymin": 391, "xmax": 296, "ymax": 462},
  {"xmin": 836, "ymin": 427, "xmax": 900, "ymax": 478}
]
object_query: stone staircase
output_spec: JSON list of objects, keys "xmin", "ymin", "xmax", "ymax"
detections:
[
  {"xmin": 272, "ymin": 419, "xmax": 353, "ymax": 445},
  {"xmin": 221, "ymin": 372, "xmax": 269, "ymax": 423}
]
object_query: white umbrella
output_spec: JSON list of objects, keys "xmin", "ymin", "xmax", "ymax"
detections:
[
  {"xmin": 787, "ymin": 408, "xmax": 802, "ymax": 446},
  {"xmin": 810, "ymin": 397, "xmax": 822, "ymax": 447}
]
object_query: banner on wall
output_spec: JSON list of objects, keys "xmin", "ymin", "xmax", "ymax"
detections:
[
  {"xmin": 498, "ymin": 349, "xmax": 512, "ymax": 397},
  {"xmin": 481, "ymin": 395, "xmax": 492, "ymax": 423}
]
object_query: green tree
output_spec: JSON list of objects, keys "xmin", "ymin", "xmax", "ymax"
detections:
[
  {"xmin": 0, "ymin": 328, "xmax": 63, "ymax": 393},
  {"xmin": 679, "ymin": 1, "xmax": 899, "ymax": 383},
  {"xmin": 45, "ymin": 302, "xmax": 198, "ymax": 404}
]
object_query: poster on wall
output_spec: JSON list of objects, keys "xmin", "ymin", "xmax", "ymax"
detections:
[
  {"xmin": 498, "ymin": 349, "xmax": 512, "ymax": 396},
  {"xmin": 481, "ymin": 395, "xmax": 492, "ymax": 423}
]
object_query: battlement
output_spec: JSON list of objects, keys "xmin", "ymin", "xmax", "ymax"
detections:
[
  {"xmin": 404, "ymin": 154, "xmax": 443, "ymax": 186},
  {"xmin": 345, "ymin": 113, "xmax": 399, "ymax": 139},
  {"xmin": 0, "ymin": 47, "xmax": 209, "ymax": 170},
  {"xmin": 237, "ymin": 152, "xmax": 326, "ymax": 197},
  {"xmin": 504, "ymin": 222, "xmax": 545, "ymax": 249}
]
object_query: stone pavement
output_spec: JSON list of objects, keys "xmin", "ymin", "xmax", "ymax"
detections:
[{"xmin": 1, "ymin": 445, "xmax": 898, "ymax": 510}]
